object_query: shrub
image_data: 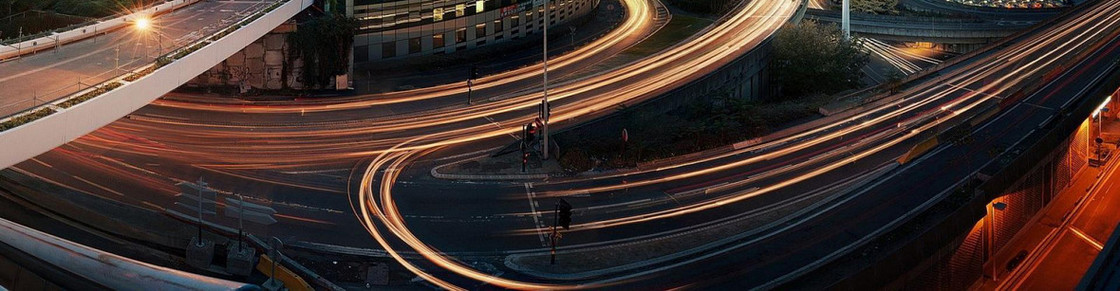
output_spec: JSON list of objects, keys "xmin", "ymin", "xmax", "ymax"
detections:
[
  {"xmin": 0, "ymin": 108, "xmax": 56, "ymax": 131},
  {"xmin": 60, "ymin": 81, "xmax": 122, "ymax": 108}
]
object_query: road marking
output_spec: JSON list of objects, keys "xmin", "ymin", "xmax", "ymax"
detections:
[
  {"xmin": 943, "ymin": 82, "xmax": 1007, "ymax": 100},
  {"xmin": 1070, "ymin": 227, "xmax": 1104, "ymax": 251},
  {"xmin": 525, "ymin": 183, "xmax": 548, "ymax": 247},
  {"xmin": 486, "ymin": 116, "xmax": 520, "ymax": 140}
]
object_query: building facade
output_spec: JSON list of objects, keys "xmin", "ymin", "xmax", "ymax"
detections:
[{"xmin": 346, "ymin": 0, "xmax": 599, "ymax": 62}]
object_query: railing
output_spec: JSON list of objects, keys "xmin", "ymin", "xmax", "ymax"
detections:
[
  {"xmin": 0, "ymin": 0, "xmax": 282, "ymax": 128},
  {"xmin": 0, "ymin": 217, "xmax": 255, "ymax": 290},
  {"xmin": 0, "ymin": 0, "xmax": 201, "ymax": 57}
]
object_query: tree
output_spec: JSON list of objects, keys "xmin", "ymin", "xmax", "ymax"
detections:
[
  {"xmin": 770, "ymin": 20, "xmax": 868, "ymax": 98},
  {"xmin": 288, "ymin": 14, "xmax": 359, "ymax": 89}
]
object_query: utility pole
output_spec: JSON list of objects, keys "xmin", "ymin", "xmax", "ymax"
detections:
[
  {"xmin": 16, "ymin": 27, "xmax": 21, "ymax": 58},
  {"xmin": 550, "ymin": 199, "xmax": 571, "ymax": 265},
  {"xmin": 263, "ymin": 237, "xmax": 285, "ymax": 291},
  {"xmin": 468, "ymin": 66, "xmax": 479, "ymax": 105},
  {"xmin": 551, "ymin": 203, "xmax": 559, "ymax": 265},
  {"xmin": 196, "ymin": 178, "xmax": 206, "ymax": 243},
  {"xmin": 842, "ymin": 0, "xmax": 850, "ymax": 40},
  {"xmin": 541, "ymin": 0, "xmax": 551, "ymax": 160},
  {"xmin": 236, "ymin": 193, "xmax": 245, "ymax": 251}
]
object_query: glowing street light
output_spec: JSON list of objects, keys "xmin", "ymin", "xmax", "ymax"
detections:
[
  {"xmin": 1092, "ymin": 95, "xmax": 1111, "ymax": 118},
  {"xmin": 132, "ymin": 16, "xmax": 165, "ymax": 56},
  {"xmin": 134, "ymin": 17, "xmax": 152, "ymax": 31}
]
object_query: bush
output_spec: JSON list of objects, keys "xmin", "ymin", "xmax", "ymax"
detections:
[
  {"xmin": 0, "ymin": 108, "xmax": 56, "ymax": 131},
  {"xmin": 288, "ymin": 14, "xmax": 359, "ymax": 89},
  {"xmin": 771, "ymin": 20, "xmax": 868, "ymax": 98},
  {"xmin": 559, "ymin": 149, "xmax": 595, "ymax": 173},
  {"xmin": 60, "ymin": 81, "xmax": 122, "ymax": 108}
]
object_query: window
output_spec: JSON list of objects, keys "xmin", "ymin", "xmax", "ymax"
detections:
[
  {"xmin": 382, "ymin": 42, "xmax": 396, "ymax": 58},
  {"xmin": 476, "ymin": 0, "xmax": 485, "ymax": 13},
  {"xmin": 456, "ymin": 28, "xmax": 467, "ymax": 43},
  {"xmin": 456, "ymin": 4, "xmax": 465, "ymax": 17},
  {"xmin": 433, "ymin": 7, "xmax": 444, "ymax": 21},
  {"xmin": 510, "ymin": 15, "xmax": 519, "ymax": 27},
  {"xmin": 433, "ymin": 33, "xmax": 445, "ymax": 48},
  {"xmin": 476, "ymin": 23, "xmax": 487, "ymax": 39},
  {"xmin": 494, "ymin": 19, "xmax": 504, "ymax": 33},
  {"xmin": 409, "ymin": 37, "xmax": 421, "ymax": 54}
]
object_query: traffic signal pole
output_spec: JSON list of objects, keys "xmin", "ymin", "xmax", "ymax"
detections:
[
  {"xmin": 551, "ymin": 203, "xmax": 559, "ymax": 265},
  {"xmin": 542, "ymin": 0, "xmax": 551, "ymax": 160}
]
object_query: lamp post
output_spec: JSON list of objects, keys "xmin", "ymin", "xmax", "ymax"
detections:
[
  {"xmin": 133, "ymin": 16, "xmax": 164, "ymax": 57},
  {"xmin": 1093, "ymin": 96, "xmax": 1111, "ymax": 164},
  {"xmin": 541, "ymin": 0, "xmax": 551, "ymax": 160},
  {"xmin": 842, "ymin": 0, "xmax": 850, "ymax": 40}
]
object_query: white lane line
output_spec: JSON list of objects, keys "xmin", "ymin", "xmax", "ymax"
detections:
[
  {"xmin": 525, "ymin": 183, "xmax": 548, "ymax": 247},
  {"xmin": 486, "ymin": 116, "xmax": 520, "ymax": 140},
  {"xmin": 1070, "ymin": 227, "xmax": 1104, "ymax": 251}
]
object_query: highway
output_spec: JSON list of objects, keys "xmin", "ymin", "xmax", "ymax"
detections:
[
  {"xmin": 3, "ymin": 0, "xmax": 1120, "ymax": 289},
  {"xmin": 995, "ymin": 133, "xmax": 1120, "ymax": 289},
  {"xmin": 0, "ymin": 0, "xmax": 275, "ymax": 117},
  {"xmin": 351, "ymin": 0, "xmax": 1120, "ymax": 288}
]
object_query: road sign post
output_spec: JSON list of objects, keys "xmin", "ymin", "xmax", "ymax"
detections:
[
  {"xmin": 550, "ymin": 199, "xmax": 571, "ymax": 265},
  {"xmin": 263, "ymin": 237, "xmax": 286, "ymax": 291},
  {"xmin": 540, "ymin": 0, "xmax": 551, "ymax": 160}
]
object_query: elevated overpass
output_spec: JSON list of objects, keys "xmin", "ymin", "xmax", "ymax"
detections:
[
  {"xmin": 0, "ymin": 217, "xmax": 253, "ymax": 290},
  {"xmin": 0, "ymin": 0, "xmax": 314, "ymax": 170},
  {"xmin": 805, "ymin": 9, "xmax": 1031, "ymax": 46}
]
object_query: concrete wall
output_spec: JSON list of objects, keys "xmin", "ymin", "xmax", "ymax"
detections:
[
  {"xmin": 804, "ymin": 9, "xmax": 1021, "ymax": 46},
  {"xmin": 188, "ymin": 22, "xmax": 306, "ymax": 90},
  {"xmin": 820, "ymin": 59, "xmax": 1120, "ymax": 291},
  {"xmin": 0, "ymin": 0, "xmax": 314, "ymax": 169},
  {"xmin": 0, "ymin": 0, "xmax": 202, "ymax": 61}
]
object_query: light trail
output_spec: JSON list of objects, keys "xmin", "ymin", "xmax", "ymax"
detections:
[{"xmin": 348, "ymin": 1, "xmax": 1120, "ymax": 287}]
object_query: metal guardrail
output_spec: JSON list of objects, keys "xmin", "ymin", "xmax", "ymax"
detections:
[
  {"xmin": 0, "ymin": 218, "xmax": 255, "ymax": 290},
  {"xmin": 0, "ymin": 0, "xmax": 187, "ymax": 46},
  {"xmin": 0, "ymin": 0, "xmax": 281, "ymax": 124}
]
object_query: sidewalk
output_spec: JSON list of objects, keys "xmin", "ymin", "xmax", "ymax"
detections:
[{"xmin": 973, "ymin": 120, "xmax": 1120, "ymax": 290}]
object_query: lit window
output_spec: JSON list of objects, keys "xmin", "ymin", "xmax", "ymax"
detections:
[
  {"xmin": 476, "ymin": 0, "xmax": 485, "ymax": 13},
  {"xmin": 456, "ymin": 4, "xmax": 465, "ymax": 17},
  {"xmin": 456, "ymin": 28, "xmax": 467, "ymax": 43},
  {"xmin": 433, "ymin": 7, "xmax": 443, "ymax": 21},
  {"xmin": 433, "ymin": 34, "xmax": 445, "ymax": 48}
]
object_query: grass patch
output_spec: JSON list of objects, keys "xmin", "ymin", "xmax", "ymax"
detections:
[
  {"xmin": 622, "ymin": 15, "xmax": 712, "ymax": 56},
  {"xmin": 556, "ymin": 94, "xmax": 832, "ymax": 171}
]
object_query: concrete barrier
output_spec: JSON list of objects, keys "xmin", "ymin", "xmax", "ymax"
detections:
[
  {"xmin": 0, "ymin": 217, "xmax": 253, "ymax": 290},
  {"xmin": 0, "ymin": 0, "xmax": 202, "ymax": 61},
  {"xmin": 0, "ymin": 0, "xmax": 313, "ymax": 169}
]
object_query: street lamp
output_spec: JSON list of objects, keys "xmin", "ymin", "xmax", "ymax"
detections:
[
  {"xmin": 133, "ymin": 16, "xmax": 164, "ymax": 56},
  {"xmin": 134, "ymin": 17, "xmax": 151, "ymax": 31},
  {"xmin": 1093, "ymin": 96, "xmax": 1111, "ymax": 163}
]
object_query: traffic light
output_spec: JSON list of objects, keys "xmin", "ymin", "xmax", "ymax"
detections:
[
  {"xmin": 557, "ymin": 199, "xmax": 572, "ymax": 229},
  {"xmin": 539, "ymin": 100, "xmax": 551, "ymax": 121},
  {"xmin": 469, "ymin": 66, "xmax": 480, "ymax": 80},
  {"xmin": 524, "ymin": 123, "xmax": 537, "ymax": 142},
  {"xmin": 522, "ymin": 150, "xmax": 530, "ymax": 172}
]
